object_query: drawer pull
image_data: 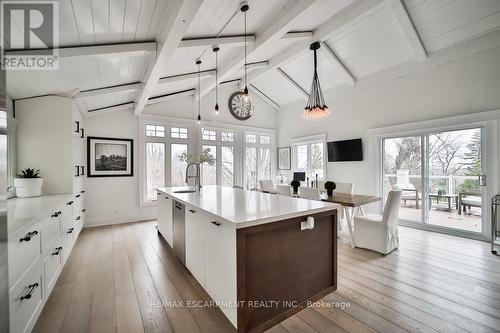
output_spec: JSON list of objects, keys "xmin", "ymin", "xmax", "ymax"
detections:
[
  {"xmin": 75, "ymin": 194, "xmax": 81, "ymax": 198},
  {"xmin": 82, "ymin": 209, "xmax": 86, "ymax": 213},
  {"xmin": 20, "ymin": 283, "xmax": 39, "ymax": 300},
  {"xmin": 165, "ymin": 196, "xmax": 169, "ymax": 199},
  {"xmin": 76, "ymin": 216, "xmax": 81, "ymax": 220},
  {"xmin": 67, "ymin": 201, "xmax": 74, "ymax": 205},
  {"xmin": 211, "ymin": 221, "xmax": 221, "ymax": 226},
  {"xmin": 189, "ymin": 209, "xmax": 195, "ymax": 213},
  {"xmin": 81, "ymin": 190, "xmax": 85, "ymax": 194},
  {"xmin": 52, "ymin": 212, "xmax": 59, "ymax": 218},
  {"xmin": 19, "ymin": 231, "xmax": 38, "ymax": 242},
  {"xmin": 52, "ymin": 247, "xmax": 62, "ymax": 256},
  {"xmin": 67, "ymin": 228, "xmax": 74, "ymax": 234}
]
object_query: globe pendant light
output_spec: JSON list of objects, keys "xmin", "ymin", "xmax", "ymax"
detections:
[
  {"xmin": 304, "ymin": 42, "xmax": 330, "ymax": 120},
  {"xmin": 196, "ymin": 58, "xmax": 202, "ymax": 124},
  {"xmin": 212, "ymin": 44, "xmax": 220, "ymax": 115},
  {"xmin": 241, "ymin": 1, "xmax": 250, "ymax": 103}
]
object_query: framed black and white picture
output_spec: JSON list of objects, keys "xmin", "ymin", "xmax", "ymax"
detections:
[
  {"xmin": 278, "ymin": 147, "xmax": 291, "ymax": 170},
  {"xmin": 87, "ymin": 137, "xmax": 133, "ymax": 177}
]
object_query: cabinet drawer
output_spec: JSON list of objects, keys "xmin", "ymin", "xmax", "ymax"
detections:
[
  {"xmin": 62, "ymin": 227, "xmax": 75, "ymax": 264},
  {"xmin": 9, "ymin": 258, "xmax": 43, "ymax": 333},
  {"xmin": 42, "ymin": 213, "xmax": 61, "ymax": 255},
  {"xmin": 44, "ymin": 238, "xmax": 63, "ymax": 297},
  {"xmin": 9, "ymin": 222, "xmax": 42, "ymax": 288}
]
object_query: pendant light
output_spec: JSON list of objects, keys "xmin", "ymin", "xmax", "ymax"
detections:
[
  {"xmin": 304, "ymin": 42, "xmax": 330, "ymax": 120},
  {"xmin": 196, "ymin": 58, "xmax": 202, "ymax": 124},
  {"xmin": 212, "ymin": 44, "xmax": 220, "ymax": 115},
  {"xmin": 241, "ymin": 1, "xmax": 250, "ymax": 103}
]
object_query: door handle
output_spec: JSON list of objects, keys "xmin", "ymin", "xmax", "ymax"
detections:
[
  {"xmin": 75, "ymin": 121, "xmax": 80, "ymax": 133},
  {"xmin": 80, "ymin": 128, "xmax": 84, "ymax": 139},
  {"xmin": 75, "ymin": 165, "xmax": 80, "ymax": 177}
]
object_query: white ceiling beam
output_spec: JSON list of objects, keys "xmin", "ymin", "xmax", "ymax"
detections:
[
  {"xmin": 179, "ymin": 35, "xmax": 255, "ymax": 48},
  {"xmin": 147, "ymin": 89, "xmax": 195, "ymax": 105},
  {"xmin": 134, "ymin": 0, "xmax": 205, "ymax": 115},
  {"xmin": 6, "ymin": 42, "xmax": 156, "ymax": 59},
  {"xmin": 158, "ymin": 69, "xmax": 215, "ymax": 85},
  {"xmin": 249, "ymin": 84, "xmax": 280, "ymax": 111},
  {"xmin": 389, "ymin": 0, "xmax": 427, "ymax": 61},
  {"xmin": 281, "ymin": 31, "xmax": 313, "ymax": 40},
  {"xmin": 76, "ymin": 82, "xmax": 141, "ymax": 99},
  {"xmin": 276, "ymin": 67, "xmax": 309, "ymax": 98},
  {"xmin": 320, "ymin": 41, "xmax": 356, "ymax": 85},
  {"xmin": 313, "ymin": 0, "xmax": 385, "ymax": 41},
  {"xmin": 199, "ymin": 0, "xmax": 317, "ymax": 98}
]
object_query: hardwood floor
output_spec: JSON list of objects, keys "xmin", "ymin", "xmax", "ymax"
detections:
[{"xmin": 33, "ymin": 221, "xmax": 500, "ymax": 333}]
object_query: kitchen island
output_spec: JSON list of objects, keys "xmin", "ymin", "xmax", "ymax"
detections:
[{"xmin": 156, "ymin": 186, "xmax": 339, "ymax": 333}]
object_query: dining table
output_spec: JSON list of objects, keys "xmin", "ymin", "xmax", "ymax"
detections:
[{"xmin": 321, "ymin": 193, "xmax": 381, "ymax": 248}]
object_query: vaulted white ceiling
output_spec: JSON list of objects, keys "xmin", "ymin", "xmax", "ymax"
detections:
[{"xmin": 6, "ymin": 0, "xmax": 500, "ymax": 115}]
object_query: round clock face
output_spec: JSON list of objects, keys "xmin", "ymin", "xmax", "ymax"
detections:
[{"xmin": 228, "ymin": 91, "xmax": 252, "ymax": 120}]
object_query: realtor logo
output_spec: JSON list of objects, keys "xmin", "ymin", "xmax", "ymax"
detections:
[{"xmin": 1, "ymin": 0, "xmax": 59, "ymax": 70}]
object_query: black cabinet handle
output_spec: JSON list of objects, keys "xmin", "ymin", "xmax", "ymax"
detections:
[
  {"xmin": 19, "ymin": 231, "xmax": 38, "ymax": 242},
  {"xmin": 189, "ymin": 209, "xmax": 195, "ymax": 213},
  {"xmin": 165, "ymin": 196, "xmax": 169, "ymax": 199},
  {"xmin": 67, "ymin": 228, "xmax": 74, "ymax": 234},
  {"xmin": 82, "ymin": 208, "xmax": 86, "ymax": 213},
  {"xmin": 75, "ymin": 121, "xmax": 80, "ymax": 133},
  {"xmin": 75, "ymin": 194, "xmax": 81, "ymax": 198},
  {"xmin": 20, "ymin": 283, "xmax": 39, "ymax": 300},
  {"xmin": 76, "ymin": 216, "xmax": 81, "ymax": 220},
  {"xmin": 75, "ymin": 166, "xmax": 80, "ymax": 177},
  {"xmin": 81, "ymin": 190, "xmax": 85, "ymax": 194},
  {"xmin": 80, "ymin": 128, "xmax": 84, "ymax": 139},
  {"xmin": 51, "ymin": 211, "xmax": 61, "ymax": 217},
  {"xmin": 67, "ymin": 201, "xmax": 74, "ymax": 205},
  {"xmin": 80, "ymin": 165, "xmax": 84, "ymax": 175},
  {"xmin": 211, "ymin": 221, "xmax": 221, "ymax": 226},
  {"xmin": 51, "ymin": 247, "xmax": 62, "ymax": 256}
]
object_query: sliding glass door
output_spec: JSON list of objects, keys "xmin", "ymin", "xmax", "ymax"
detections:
[{"xmin": 382, "ymin": 127, "xmax": 485, "ymax": 234}]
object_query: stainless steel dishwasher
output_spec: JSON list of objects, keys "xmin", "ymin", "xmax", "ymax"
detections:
[{"xmin": 172, "ymin": 200, "xmax": 186, "ymax": 264}]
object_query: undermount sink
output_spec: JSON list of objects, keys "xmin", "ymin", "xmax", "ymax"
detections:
[{"xmin": 173, "ymin": 190, "xmax": 197, "ymax": 193}]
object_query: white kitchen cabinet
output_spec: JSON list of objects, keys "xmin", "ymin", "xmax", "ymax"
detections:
[
  {"xmin": 185, "ymin": 206, "xmax": 205, "ymax": 286},
  {"xmin": 157, "ymin": 192, "xmax": 173, "ymax": 246}
]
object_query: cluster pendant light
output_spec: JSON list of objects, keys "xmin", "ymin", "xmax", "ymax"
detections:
[
  {"xmin": 241, "ymin": 1, "xmax": 250, "ymax": 104},
  {"xmin": 196, "ymin": 58, "xmax": 202, "ymax": 124},
  {"xmin": 212, "ymin": 45, "xmax": 220, "ymax": 115},
  {"xmin": 304, "ymin": 42, "xmax": 330, "ymax": 120}
]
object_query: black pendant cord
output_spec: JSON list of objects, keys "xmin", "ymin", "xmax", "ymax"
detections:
[
  {"xmin": 215, "ymin": 51, "xmax": 218, "ymax": 106},
  {"xmin": 197, "ymin": 60, "xmax": 202, "ymax": 122},
  {"xmin": 244, "ymin": 11, "xmax": 247, "ymax": 91}
]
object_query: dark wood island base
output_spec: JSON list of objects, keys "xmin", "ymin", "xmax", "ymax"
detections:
[{"xmin": 237, "ymin": 210, "xmax": 338, "ymax": 333}]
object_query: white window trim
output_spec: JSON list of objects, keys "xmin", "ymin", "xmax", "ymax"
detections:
[
  {"xmin": 243, "ymin": 131, "xmax": 276, "ymax": 189},
  {"xmin": 291, "ymin": 133, "xmax": 327, "ymax": 182}
]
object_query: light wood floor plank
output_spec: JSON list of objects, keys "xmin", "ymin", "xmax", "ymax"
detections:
[{"xmin": 296, "ymin": 307, "xmax": 348, "ymax": 333}]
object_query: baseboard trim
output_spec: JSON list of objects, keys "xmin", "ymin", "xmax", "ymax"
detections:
[{"xmin": 85, "ymin": 213, "xmax": 156, "ymax": 228}]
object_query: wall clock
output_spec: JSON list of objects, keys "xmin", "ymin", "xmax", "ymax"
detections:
[{"xmin": 228, "ymin": 91, "xmax": 252, "ymax": 120}]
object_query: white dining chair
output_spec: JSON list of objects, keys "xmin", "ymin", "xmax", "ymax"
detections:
[
  {"xmin": 276, "ymin": 184, "xmax": 292, "ymax": 196},
  {"xmin": 299, "ymin": 187, "xmax": 321, "ymax": 201},
  {"xmin": 259, "ymin": 180, "xmax": 277, "ymax": 193},
  {"xmin": 353, "ymin": 190, "xmax": 402, "ymax": 255}
]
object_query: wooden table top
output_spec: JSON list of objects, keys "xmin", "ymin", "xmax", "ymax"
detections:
[{"xmin": 321, "ymin": 193, "xmax": 381, "ymax": 207}]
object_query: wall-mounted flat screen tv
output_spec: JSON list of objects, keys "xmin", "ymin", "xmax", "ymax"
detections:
[{"xmin": 327, "ymin": 138, "xmax": 363, "ymax": 162}]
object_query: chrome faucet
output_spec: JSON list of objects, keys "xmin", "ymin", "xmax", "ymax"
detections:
[{"xmin": 185, "ymin": 162, "xmax": 201, "ymax": 190}]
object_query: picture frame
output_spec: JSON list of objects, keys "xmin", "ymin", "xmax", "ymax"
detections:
[
  {"xmin": 278, "ymin": 147, "xmax": 291, "ymax": 170},
  {"xmin": 87, "ymin": 136, "xmax": 133, "ymax": 177}
]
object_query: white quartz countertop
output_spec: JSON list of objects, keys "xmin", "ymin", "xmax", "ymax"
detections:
[
  {"xmin": 157, "ymin": 186, "xmax": 339, "ymax": 228},
  {"xmin": 7, "ymin": 194, "xmax": 72, "ymax": 236}
]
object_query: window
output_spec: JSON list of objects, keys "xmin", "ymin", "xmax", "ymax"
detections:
[
  {"xmin": 245, "ymin": 147, "xmax": 257, "ymax": 189},
  {"xmin": 246, "ymin": 133, "xmax": 256, "ymax": 143},
  {"xmin": 259, "ymin": 148, "xmax": 271, "ymax": 180},
  {"xmin": 260, "ymin": 135, "xmax": 270, "ymax": 144},
  {"xmin": 146, "ymin": 125, "xmax": 165, "ymax": 137},
  {"xmin": 202, "ymin": 145, "xmax": 217, "ymax": 185},
  {"xmin": 221, "ymin": 131, "xmax": 234, "ymax": 142},
  {"xmin": 171, "ymin": 144, "xmax": 187, "ymax": 186},
  {"xmin": 171, "ymin": 127, "xmax": 188, "ymax": 139},
  {"xmin": 221, "ymin": 146, "xmax": 234, "ymax": 187},
  {"xmin": 202, "ymin": 129, "xmax": 217, "ymax": 141},
  {"xmin": 146, "ymin": 142, "xmax": 165, "ymax": 200},
  {"xmin": 292, "ymin": 135, "xmax": 326, "ymax": 181}
]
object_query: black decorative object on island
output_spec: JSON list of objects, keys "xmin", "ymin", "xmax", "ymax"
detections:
[
  {"xmin": 324, "ymin": 181, "xmax": 336, "ymax": 196},
  {"xmin": 291, "ymin": 180, "xmax": 301, "ymax": 194}
]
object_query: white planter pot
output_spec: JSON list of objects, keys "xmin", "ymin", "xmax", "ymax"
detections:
[{"xmin": 14, "ymin": 178, "xmax": 43, "ymax": 198}]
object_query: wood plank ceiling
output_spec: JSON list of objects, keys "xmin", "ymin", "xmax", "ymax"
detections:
[{"xmin": 6, "ymin": 0, "xmax": 500, "ymax": 114}]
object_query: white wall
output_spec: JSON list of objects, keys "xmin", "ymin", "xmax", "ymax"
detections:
[
  {"xmin": 84, "ymin": 110, "xmax": 156, "ymax": 227},
  {"xmin": 143, "ymin": 83, "xmax": 278, "ymax": 129},
  {"xmin": 277, "ymin": 46, "xmax": 500, "ymax": 198}
]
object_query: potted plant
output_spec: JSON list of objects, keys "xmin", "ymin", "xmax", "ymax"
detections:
[
  {"xmin": 324, "ymin": 181, "xmax": 336, "ymax": 196},
  {"xmin": 15, "ymin": 168, "xmax": 43, "ymax": 198},
  {"xmin": 291, "ymin": 180, "xmax": 301, "ymax": 194}
]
